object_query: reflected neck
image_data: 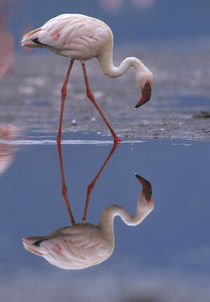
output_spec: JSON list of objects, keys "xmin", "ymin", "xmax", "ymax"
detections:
[{"xmin": 98, "ymin": 193, "xmax": 154, "ymax": 240}]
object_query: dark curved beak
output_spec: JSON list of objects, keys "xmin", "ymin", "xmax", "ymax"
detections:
[
  {"xmin": 135, "ymin": 81, "xmax": 152, "ymax": 109},
  {"xmin": 135, "ymin": 173, "xmax": 152, "ymax": 201}
]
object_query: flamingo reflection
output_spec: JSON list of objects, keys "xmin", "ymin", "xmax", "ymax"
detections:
[
  {"xmin": 0, "ymin": 124, "xmax": 22, "ymax": 175},
  {"xmin": 23, "ymin": 142, "xmax": 154, "ymax": 270}
]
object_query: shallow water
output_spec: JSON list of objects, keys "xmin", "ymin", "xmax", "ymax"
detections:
[
  {"xmin": 1, "ymin": 52, "xmax": 210, "ymax": 142},
  {"xmin": 0, "ymin": 129, "xmax": 210, "ymax": 301},
  {"xmin": 1, "ymin": 2, "xmax": 210, "ymax": 299}
]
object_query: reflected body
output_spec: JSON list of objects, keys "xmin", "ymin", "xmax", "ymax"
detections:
[
  {"xmin": 21, "ymin": 14, "xmax": 153, "ymax": 143},
  {"xmin": 23, "ymin": 174, "xmax": 154, "ymax": 270}
]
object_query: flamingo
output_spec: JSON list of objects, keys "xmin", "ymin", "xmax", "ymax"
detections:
[
  {"xmin": 23, "ymin": 141, "xmax": 154, "ymax": 270},
  {"xmin": 23, "ymin": 173, "xmax": 154, "ymax": 270},
  {"xmin": 21, "ymin": 14, "xmax": 153, "ymax": 143}
]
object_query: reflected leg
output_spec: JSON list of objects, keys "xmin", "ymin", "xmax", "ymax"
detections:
[
  {"xmin": 82, "ymin": 141, "xmax": 119, "ymax": 221},
  {"xmin": 57, "ymin": 141, "xmax": 75, "ymax": 225}
]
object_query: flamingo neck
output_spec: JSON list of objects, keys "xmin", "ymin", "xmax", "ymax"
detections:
[
  {"xmin": 98, "ymin": 193, "xmax": 154, "ymax": 239},
  {"xmin": 98, "ymin": 45, "xmax": 149, "ymax": 79}
]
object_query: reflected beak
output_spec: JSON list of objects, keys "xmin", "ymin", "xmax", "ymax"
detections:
[
  {"xmin": 135, "ymin": 81, "xmax": 152, "ymax": 109},
  {"xmin": 24, "ymin": 246, "xmax": 43, "ymax": 256},
  {"xmin": 135, "ymin": 173, "xmax": 152, "ymax": 201}
]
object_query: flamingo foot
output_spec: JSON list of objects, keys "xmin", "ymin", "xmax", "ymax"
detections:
[{"xmin": 114, "ymin": 136, "xmax": 122, "ymax": 144}]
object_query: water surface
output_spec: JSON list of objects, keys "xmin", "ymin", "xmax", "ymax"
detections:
[{"xmin": 0, "ymin": 130, "xmax": 209, "ymax": 301}]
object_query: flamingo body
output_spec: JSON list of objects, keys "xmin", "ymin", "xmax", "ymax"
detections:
[
  {"xmin": 23, "ymin": 175, "xmax": 154, "ymax": 270},
  {"xmin": 23, "ymin": 14, "xmax": 112, "ymax": 61},
  {"xmin": 21, "ymin": 14, "xmax": 153, "ymax": 142},
  {"xmin": 23, "ymin": 223, "xmax": 112, "ymax": 270}
]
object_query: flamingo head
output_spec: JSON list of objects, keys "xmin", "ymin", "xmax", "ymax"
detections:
[{"xmin": 135, "ymin": 71, "xmax": 153, "ymax": 109}]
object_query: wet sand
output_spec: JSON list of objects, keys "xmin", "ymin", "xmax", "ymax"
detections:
[{"xmin": 0, "ymin": 48, "xmax": 210, "ymax": 141}]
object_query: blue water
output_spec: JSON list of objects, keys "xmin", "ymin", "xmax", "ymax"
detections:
[
  {"xmin": 1, "ymin": 0, "xmax": 210, "ymax": 300},
  {"xmin": 6, "ymin": 0, "xmax": 210, "ymax": 50},
  {"xmin": 0, "ymin": 131, "xmax": 210, "ymax": 301},
  {"xmin": 0, "ymin": 132, "xmax": 210, "ymax": 275}
]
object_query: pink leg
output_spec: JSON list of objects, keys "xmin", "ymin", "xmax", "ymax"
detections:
[
  {"xmin": 57, "ymin": 59, "xmax": 74, "ymax": 143},
  {"xmin": 57, "ymin": 141, "xmax": 75, "ymax": 225},
  {"xmin": 81, "ymin": 63, "xmax": 121, "ymax": 143},
  {"xmin": 82, "ymin": 141, "xmax": 119, "ymax": 221}
]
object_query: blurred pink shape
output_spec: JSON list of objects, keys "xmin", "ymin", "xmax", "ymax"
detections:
[
  {"xmin": 131, "ymin": 0, "xmax": 155, "ymax": 9},
  {"xmin": 0, "ymin": 7, "xmax": 15, "ymax": 78},
  {"xmin": 99, "ymin": 0, "xmax": 155, "ymax": 10},
  {"xmin": 99, "ymin": 0, "xmax": 123, "ymax": 11},
  {"xmin": 0, "ymin": 125, "xmax": 22, "ymax": 175}
]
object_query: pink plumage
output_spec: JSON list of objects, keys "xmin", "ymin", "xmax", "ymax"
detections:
[
  {"xmin": 23, "ymin": 174, "xmax": 154, "ymax": 270},
  {"xmin": 21, "ymin": 14, "xmax": 153, "ymax": 143},
  {"xmin": 22, "ymin": 14, "xmax": 112, "ymax": 60}
]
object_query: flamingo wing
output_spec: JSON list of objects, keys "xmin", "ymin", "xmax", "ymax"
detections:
[
  {"xmin": 34, "ymin": 14, "xmax": 111, "ymax": 58},
  {"xmin": 40, "ymin": 225, "xmax": 111, "ymax": 269}
]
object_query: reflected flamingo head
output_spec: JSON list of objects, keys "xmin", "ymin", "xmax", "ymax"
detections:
[{"xmin": 135, "ymin": 173, "xmax": 152, "ymax": 201}]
